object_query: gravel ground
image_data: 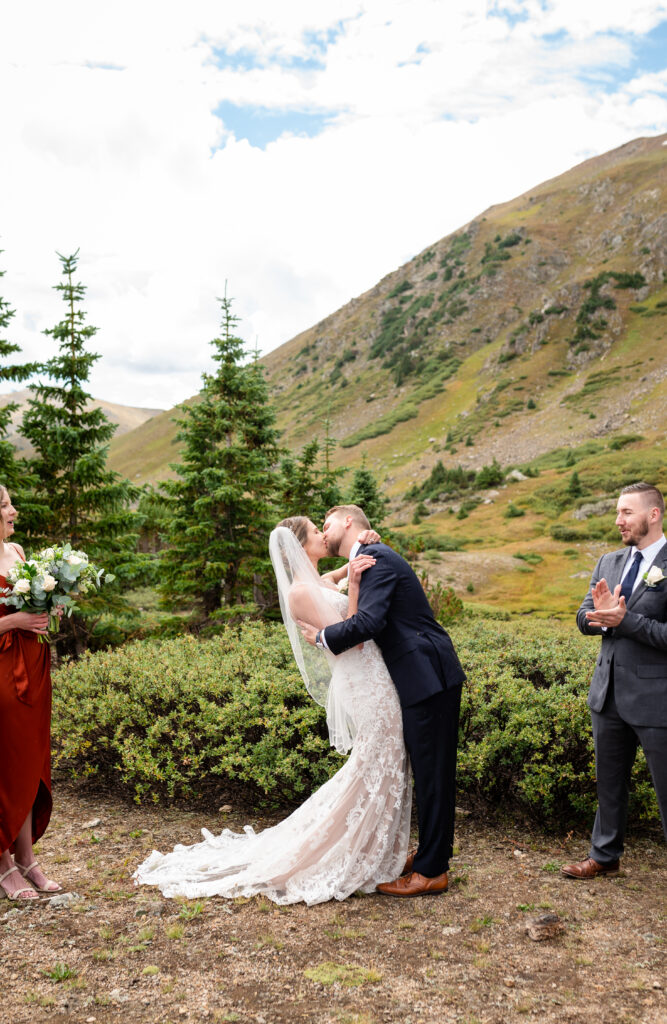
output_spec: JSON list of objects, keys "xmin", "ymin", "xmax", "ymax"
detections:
[{"xmin": 1, "ymin": 778, "xmax": 665, "ymax": 1024}]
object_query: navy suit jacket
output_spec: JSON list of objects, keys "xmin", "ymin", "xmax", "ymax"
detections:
[
  {"xmin": 577, "ymin": 541, "xmax": 667, "ymax": 727},
  {"xmin": 324, "ymin": 543, "xmax": 466, "ymax": 708}
]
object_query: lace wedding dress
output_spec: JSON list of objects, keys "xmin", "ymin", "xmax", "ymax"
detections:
[{"xmin": 134, "ymin": 587, "xmax": 412, "ymax": 906}]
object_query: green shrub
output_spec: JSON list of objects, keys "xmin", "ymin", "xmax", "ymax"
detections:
[
  {"xmin": 608, "ymin": 433, "xmax": 645, "ymax": 450},
  {"xmin": 513, "ymin": 551, "xmax": 544, "ymax": 565},
  {"xmin": 504, "ymin": 502, "xmax": 525, "ymax": 518},
  {"xmin": 340, "ymin": 402, "xmax": 418, "ymax": 447},
  {"xmin": 419, "ymin": 573, "xmax": 465, "ymax": 625},
  {"xmin": 52, "ymin": 623, "xmax": 344, "ymax": 808},
  {"xmin": 51, "ymin": 621, "xmax": 661, "ymax": 829},
  {"xmin": 388, "ymin": 279, "xmax": 413, "ymax": 298},
  {"xmin": 450, "ymin": 622, "xmax": 658, "ymax": 827},
  {"xmin": 475, "ymin": 459, "xmax": 504, "ymax": 489}
]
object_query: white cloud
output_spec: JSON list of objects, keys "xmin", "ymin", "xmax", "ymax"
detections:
[{"xmin": 0, "ymin": 0, "xmax": 665, "ymax": 408}]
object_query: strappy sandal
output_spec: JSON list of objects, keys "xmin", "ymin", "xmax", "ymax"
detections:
[
  {"xmin": 14, "ymin": 860, "xmax": 62, "ymax": 894},
  {"xmin": 0, "ymin": 865, "xmax": 39, "ymax": 900}
]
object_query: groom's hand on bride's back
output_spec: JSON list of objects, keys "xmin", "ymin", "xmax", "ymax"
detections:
[{"xmin": 357, "ymin": 529, "xmax": 380, "ymax": 545}]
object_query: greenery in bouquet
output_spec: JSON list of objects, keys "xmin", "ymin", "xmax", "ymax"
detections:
[{"xmin": 0, "ymin": 543, "xmax": 115, "ymax": 639}]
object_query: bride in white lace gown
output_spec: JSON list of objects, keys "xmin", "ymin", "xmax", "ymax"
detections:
[{"xmin": 133, "ymin": 517, "xmax": 412, "ymax": 906}]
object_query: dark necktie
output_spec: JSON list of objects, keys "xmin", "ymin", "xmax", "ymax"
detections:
[{"xmin": 620, "ymin": 550, "xmax": 643, "ymax": 602}]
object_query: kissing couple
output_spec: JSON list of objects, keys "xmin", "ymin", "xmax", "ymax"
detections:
[{"xmin": 135, "ymin": 505, "xmax": 466, "ymax": 905}]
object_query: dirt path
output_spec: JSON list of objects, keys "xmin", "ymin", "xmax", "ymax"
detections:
[{"xmin": 2, "ymin": 779, "xmax": 665, "ymax": 1024}]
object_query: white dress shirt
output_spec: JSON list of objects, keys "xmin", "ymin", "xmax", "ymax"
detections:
[
  {"xmin": 599, "ymin": 533, "xmax": 666, "ymax": 633},
  {"xmin": 620, "ymin": 534, "xmax": 666, "ymax": 593}
]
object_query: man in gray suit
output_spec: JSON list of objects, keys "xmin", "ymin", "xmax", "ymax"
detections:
[{"xmin": 562, "ymin": 481, "xmax": 667, "ymax": 879}]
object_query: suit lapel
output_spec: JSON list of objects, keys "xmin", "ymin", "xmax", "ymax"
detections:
[
  {"xmin": 607, "ymin": 549, "xmax": 631, "ymax": 590},
  {"xmin": 627, "ymin": 541, "xmax": 667, "ymax": 609}
]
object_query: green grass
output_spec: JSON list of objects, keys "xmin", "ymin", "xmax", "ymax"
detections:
[
  {"xmin": 303, "ymin": 962, "xmax": 382, "ymax": 987},
  {"xmin": 42, "ymin": 963, "xmax": 77, "ymax": 983}
]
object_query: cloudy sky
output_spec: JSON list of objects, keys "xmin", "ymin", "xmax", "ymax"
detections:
[{"xmin": 1, "ymin": 1, "xmax": 666, "ymax": 410}]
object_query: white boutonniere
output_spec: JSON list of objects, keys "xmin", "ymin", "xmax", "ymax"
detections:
[
  {"xmin": 337, "ymin": 575, "xmax": 349, "ymax": 593},
  {"xmin": 643, "ymin": 565, "xmax": 666, "ymax": 588}
]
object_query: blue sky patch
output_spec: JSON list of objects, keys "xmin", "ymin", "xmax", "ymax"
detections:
[
  {"xmin": 626, "ymin": 20, "xmax": 667, "ymax": 78},
  {"xmin": 211, "ymin": 22, "xmax": 347, "ymax": 75},
  {"xmin": 572, "ymin": 21, "xmax": 667, "ymax": 94},
  {"xmin": 214, "ymin": 101, "xmax": 335, "ymax": 148}
]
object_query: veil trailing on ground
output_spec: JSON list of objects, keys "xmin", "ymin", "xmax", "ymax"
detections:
[{"xmin": 269, "ymin": 526, "xmax": 355, "ymax": 753}]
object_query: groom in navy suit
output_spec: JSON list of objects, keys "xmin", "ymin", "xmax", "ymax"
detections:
[{"xmin": 299, "ymin": 504, "xmax": 466, "ymax": 897}]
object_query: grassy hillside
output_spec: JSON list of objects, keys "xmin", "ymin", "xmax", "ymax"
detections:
[
  {"xmin": 106, "ymin": 133, "xmax": 667, "ymax": 613},
  {"xmin": 106, "ymin": 398, "xmax": 198, "ymax": 484}
]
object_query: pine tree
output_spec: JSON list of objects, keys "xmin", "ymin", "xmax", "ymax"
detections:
[
  {"xmin": 347, "ymin": 455, "xmax": 388, "ymax": 530},
  {"xmin": 568, "ymin": 470, "xmax": 583, "ymax": 498},
  {"xmin": 278, "ymin": 429, "xmax": 345, "ymax": 524},
  {"xmin": 19, "ymin": 251, "xmax": 141, "ymax": 651},
  {"xmin": 0, "ymin": 255, "xmax": 39, "ymax": 492},
  {"xmin": 159, "ymin": 290, "xmax": 281, "ymax": 617}
]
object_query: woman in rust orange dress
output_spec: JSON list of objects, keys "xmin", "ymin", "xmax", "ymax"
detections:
[{"xmin": 0, "ymin": 485, "xmax": 60, "ymax": 900}]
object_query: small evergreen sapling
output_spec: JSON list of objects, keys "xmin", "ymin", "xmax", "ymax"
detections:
[{"xmin": 159, "ymin": 289, "xmax": 281, "ymax": 618}]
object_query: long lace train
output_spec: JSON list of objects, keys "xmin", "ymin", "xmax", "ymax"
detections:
[{"xmin": 134, "ymin": 608, "xmax": 412, "ymax": 905}]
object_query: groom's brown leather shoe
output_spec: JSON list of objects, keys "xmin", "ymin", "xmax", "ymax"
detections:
[
  {"xmin": 401, "ymin": 849, "xmax": 417, "ymax": 875},
  {"xmin": 561, "ymin": 857, "xmax": 620, "ymax": 879},
  {"xmin": 376, "ymin": 871, "xmax": 448, "ymax": 897}
]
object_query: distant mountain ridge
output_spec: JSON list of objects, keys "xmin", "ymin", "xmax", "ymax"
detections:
[
  {"xmin": 1, "ymin": 388, "xmax": 163, "ymax": 457},
  {"xmin": 106, "ymin": 133, "xmax": 666, "ymax": 495}
]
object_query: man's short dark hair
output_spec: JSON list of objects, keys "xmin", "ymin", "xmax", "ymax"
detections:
[{"xmin": 619, "ymin": 482, "xmax": 665, "ymax": 516}]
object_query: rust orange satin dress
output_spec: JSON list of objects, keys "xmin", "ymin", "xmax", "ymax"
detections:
[{"xmin": 0, "ymin": 563, "xmax": 53, "ymax": 853}]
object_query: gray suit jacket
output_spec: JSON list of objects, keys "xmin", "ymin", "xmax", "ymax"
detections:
[{"xmin": 576, "ymin": 542, "xmax": 667, "ymax": 726}]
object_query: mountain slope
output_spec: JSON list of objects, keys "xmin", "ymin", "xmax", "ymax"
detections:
[
  {"xmin": 108, "ymin": 133, "xmax": 666, "ymax": 499},
  {"xmin": 261, "ymin": 132, "xmax": 666, "ymax": 498}
]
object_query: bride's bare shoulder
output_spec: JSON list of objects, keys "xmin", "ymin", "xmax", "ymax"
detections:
[
  {"xmin": 287, "ymin": 580, "xmax": 335, "ymax": 618},
  {"xmin": 287, "ymin": 584, "xmax": 313, "ymax": 619}
]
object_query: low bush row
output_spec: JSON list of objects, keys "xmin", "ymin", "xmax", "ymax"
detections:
[{"xmin": 52, "ymin": 620, "xmax": 659, "ymax": 829}]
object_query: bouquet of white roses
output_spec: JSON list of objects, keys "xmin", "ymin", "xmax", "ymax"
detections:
[{"xmin": 0, "ymin": 543, "xmax": 115, "ymax": 641}]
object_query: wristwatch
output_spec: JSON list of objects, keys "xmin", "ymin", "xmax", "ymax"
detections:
[{"xmin": 315, "ymin": 630, "xmax": 325, "ymax": 650}]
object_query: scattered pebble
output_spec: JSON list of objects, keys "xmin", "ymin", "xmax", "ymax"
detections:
[
  {"xmin": 218, "ymin": 805, "xmax": 233, "ymax": 813},
  {"xmin": 109, "ymin": 988, "xmax": 130, "ymax": 1004},
  {"xmin": 2, "ymin": 908, "xmax": 29, "ymax": 921},
  {"xmin": 83, "ymin": 817, "xmax": 102, "ymax": 828},
  {"xmin": 47, "ymin": 892, "xmax": 83, "ymax": 909},
  {"xmin": 442, "ymin": 925, "xmax": 461, "ymax": 935},
  {"xmin": 525, "ymin": 913, "xmax": 565, "ymax": 941}
]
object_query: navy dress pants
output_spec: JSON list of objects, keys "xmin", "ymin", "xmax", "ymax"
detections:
[{"xmin": 401, "ymin": 684, "xmax": 462, "ymax": 877}]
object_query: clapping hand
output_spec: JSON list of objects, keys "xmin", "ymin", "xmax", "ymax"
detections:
[{"xmin": 586, "ymin": 578, "xmax": 627, "ymax": 627}]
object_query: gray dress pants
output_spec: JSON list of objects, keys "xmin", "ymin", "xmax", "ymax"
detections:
[{"xmin": 590, "ymin": 671, "xmax": 667, "ymax": 864}]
